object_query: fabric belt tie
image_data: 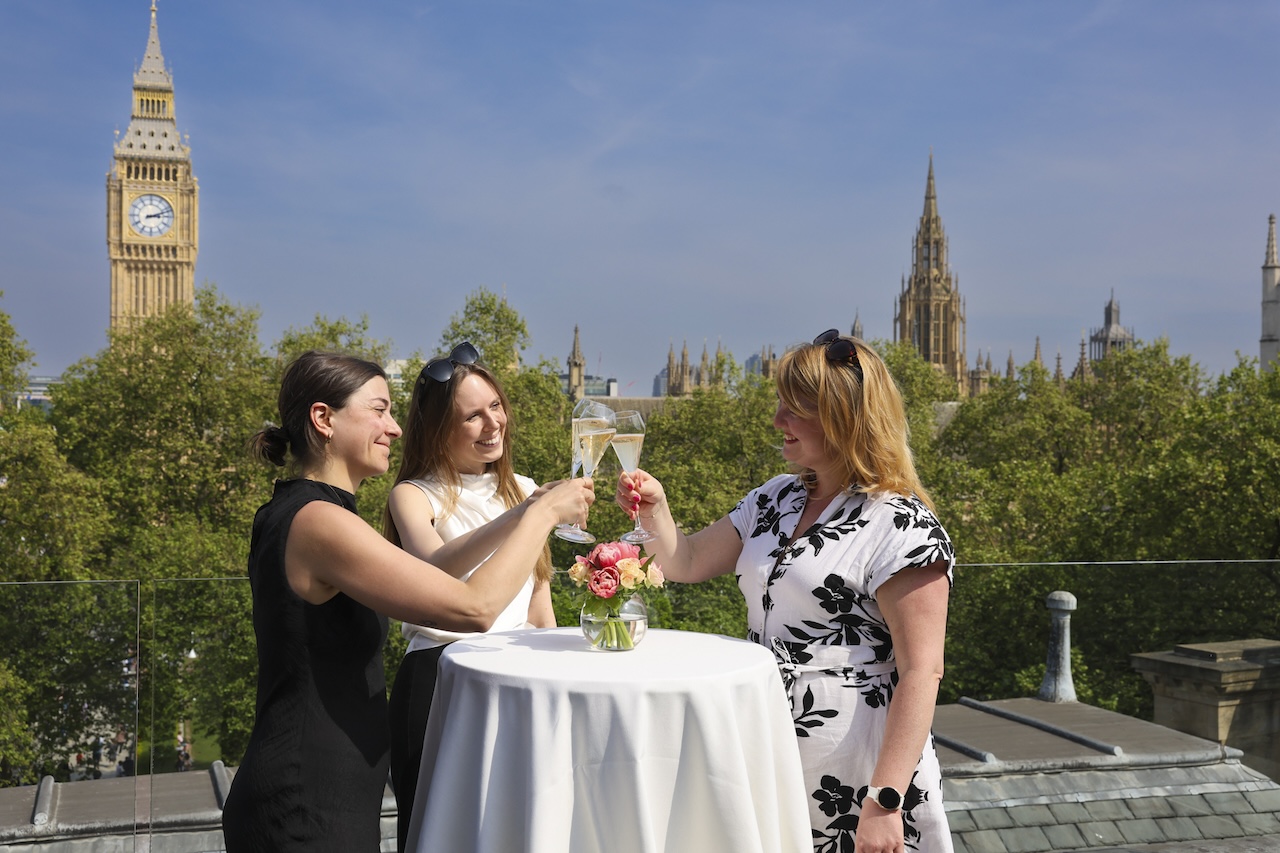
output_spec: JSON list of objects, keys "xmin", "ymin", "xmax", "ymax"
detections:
[{"xmin": 769, "ymin": 636, "xmax": 898, "ymax": 678}]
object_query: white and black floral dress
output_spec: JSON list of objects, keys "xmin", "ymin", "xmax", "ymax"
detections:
[{"xmin": 729, "ymin": 474, "xmax": 955, "ymax": 853}]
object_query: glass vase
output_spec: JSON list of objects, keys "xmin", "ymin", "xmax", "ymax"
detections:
[{"xmin": 580, "ymin": 594, "xmax": 648, "ymax": 651}]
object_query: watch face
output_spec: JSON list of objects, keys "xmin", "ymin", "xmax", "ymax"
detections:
[
  {"xmin": 128, "ymin": 194, "xmax": 174, "ymax": 237},
  {"xmin": 870, "ymin": 785, "xmax": 903, "ymax": 810}
]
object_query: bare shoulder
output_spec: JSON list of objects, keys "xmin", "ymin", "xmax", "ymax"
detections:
[
  {"xmin": 286, "ymin": 501, "xmax": 390, "ymax": 603},
  {"xmin": 388, "ymin": 480, "xmax": 436, "ymax": 521}
]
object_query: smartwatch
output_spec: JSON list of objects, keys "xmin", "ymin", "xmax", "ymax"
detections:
[{"xmin": 866, "ymin": 784, "xmax": 903, "ymax": 811}]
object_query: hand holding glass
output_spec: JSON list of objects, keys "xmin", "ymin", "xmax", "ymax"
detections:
[
  {"xmin": 611, "ymin": 410, "xmax": 657, "ymax": 544},
  {"xmin": 555, "ymin": 402, "xmax": 615, "ymax": 543}
]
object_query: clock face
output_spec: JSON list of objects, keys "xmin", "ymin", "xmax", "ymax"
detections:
[{"xmin": 128, "ymin": 194, "xmax": 175, "ymax": 237}]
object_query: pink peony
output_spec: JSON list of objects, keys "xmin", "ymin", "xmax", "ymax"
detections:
[
  {"xmin": 588, "ymin": 541, "xmax": 641, "ymax": 569},
  {"xmin": 588, "ymin": 566, "xmax": 621, "ymax": 599}
]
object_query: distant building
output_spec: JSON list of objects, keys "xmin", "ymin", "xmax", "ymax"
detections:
[
  {"xmin": 664, "ymin": 340, "xmax": 725, "ymax": 397},
  {"xmin": 895, "ymin": 155, "xmax": 967, "ymax": 395},
  {"xmin": 1262, "ymin": 214, "xmax": 1279, "ymax": 371},
  {"xmin": 652, "ymin": 366, "xmax": 669, "ymax": 397},
  {"xmin": 563, "ymin": 327, "xmax": 618, "ymax": 398},
  {"xmin": 564, "ymin": 374, "xmax": 618, "ymax": 398},
  {"xmin": 967, "ymin": 351, "xmax": 993, "ymax": 397},
  {"xmin": 107, "ymin": 2, "xmax": 198, "ymax": 331},
  {"xmin": 16, "ymin": 375, "xmax": 56, "ymax": 413},
  {"xmin": 1089, "ymin": 292, "xmax": 1135, "ymax": 362}
]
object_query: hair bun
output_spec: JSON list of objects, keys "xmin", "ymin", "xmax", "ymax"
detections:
[{"xmin": 251, "ymin": 422, "xmax": 291, "ymax": 467}]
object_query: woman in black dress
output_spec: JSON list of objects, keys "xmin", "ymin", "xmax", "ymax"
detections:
[{"xmin": 221, "ymin": 351, "xmax": 593, "ymax": 853}]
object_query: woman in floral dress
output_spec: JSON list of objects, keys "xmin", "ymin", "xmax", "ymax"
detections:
[{"xmin": 618, "ymin": 331, "xmax": 954, "ymax": 853}]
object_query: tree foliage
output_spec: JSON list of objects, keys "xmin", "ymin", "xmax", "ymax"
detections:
[
  {"xmin": 0, "ymin": 291, "xmax": 34, "ymax": 415},
  {"xmin": 435, "ymin": 286, "xmax": 531, "ymax": 382},
  {"xmin": 934, "ymin": 341, "xmax": 1280, "ymax": 715},
  {"xmin": 3, "ymin": 277, "xmax": 1279, "ymax": 784},
  {"xmin": 51, "ymin": 287, "xmax": 274, "ymax": 545}
]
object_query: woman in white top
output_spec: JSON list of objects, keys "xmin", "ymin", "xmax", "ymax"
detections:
[{"xmin": 382, "ymin": 342, "xmax": 557, "ymax": 852}]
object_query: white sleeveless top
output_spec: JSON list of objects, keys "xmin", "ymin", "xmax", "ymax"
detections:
[{"xmin": 401, "ymin": 471, "xmax": 538, "ymax": 653}]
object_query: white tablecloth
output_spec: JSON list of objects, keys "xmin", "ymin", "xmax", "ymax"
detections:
[{"xmin": 405, "ymin": 627, "xmax": 811, "ymax": 853}]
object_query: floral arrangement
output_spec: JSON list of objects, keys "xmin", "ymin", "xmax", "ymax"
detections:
[{"xmin": 569, "ymin": 541, "xmax": 664, "ymax": 650}]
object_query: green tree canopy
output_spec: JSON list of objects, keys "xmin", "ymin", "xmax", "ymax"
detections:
[
  {"xmin": 0, "ymin": 291, "xmax": 34, "ymax": 415},
  {"xmin": 435, "ymin": 286, "xmax": 531, "ymax": 382},
  {"xmin": 51, "ymin": 286, "xmax": 274, "ymax": 547}
]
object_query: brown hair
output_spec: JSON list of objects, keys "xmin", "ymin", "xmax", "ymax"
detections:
[
  {"xmin": 250, "ymin": 350, "xmax": 386, "ymax": 471},
  {"xmin": 382, "ymin": 359, "xmax": 552, "ymax": 585},
  {"xmin": 775, "ymin": 335, "xmax": 934, "ymax": 511}
]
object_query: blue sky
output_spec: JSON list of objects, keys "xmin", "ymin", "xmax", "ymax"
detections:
[{"xmin": 3, "ymin": 1, "xmax": 1278, "ymax": 393}]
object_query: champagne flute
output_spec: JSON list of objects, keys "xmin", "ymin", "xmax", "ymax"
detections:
[
  {"xmin": 568, "ymin": 398, "xmax": 610, "ymax": 478},
  {"xmin": 556, "ymin": 402, "xmax": 615, "ymax": 543},
  {"xmin": 611, "ymin": 411, "xmax": 657, "ymax": 544}
]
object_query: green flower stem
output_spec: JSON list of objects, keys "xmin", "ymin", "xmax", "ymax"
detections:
[
  {"xmin": 607, "ymin": 617, "xmax": 633, "ymax": 650},
  {"xmin": 583, "ymin": 595, "xmax": 636, "ymax": 650}
]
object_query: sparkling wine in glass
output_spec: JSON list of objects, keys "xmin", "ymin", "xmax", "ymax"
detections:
[
  {"xmin": 611, "ymin": 411, "xmax": 657, "ymax": 544},
  {"xmin": 556, "ymin": 402, "xmax": 615, "ymax": 543}
]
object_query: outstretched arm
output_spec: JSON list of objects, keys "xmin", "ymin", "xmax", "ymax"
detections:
[
  {"xmin": 616, "ymin": 469, "xmax": 741, "ymax": 583},
  {"xmin": 388, "ymin": 480, "xmax": 563, "ymax": 577},
  {"xmin": 288, "ymin": 479, "xmax": 594, "ymax": 631}
]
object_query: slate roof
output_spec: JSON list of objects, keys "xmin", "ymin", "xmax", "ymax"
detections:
[{"xmin": 934, "ymin": 697, "xmax": 1280, "ymax": 852}]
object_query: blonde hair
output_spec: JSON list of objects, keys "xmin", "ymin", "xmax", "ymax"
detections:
[{"xmin": 775, "ymin": 336, "xmax": 934, "ymax": 511}]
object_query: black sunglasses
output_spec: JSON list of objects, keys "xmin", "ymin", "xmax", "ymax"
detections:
[
  {"xmin": 420, "ymin": 341, "xmax": 480, "ymax": 384},
  {"xmin": 813, "ymin": 329, "xmax": 863, "ymax": 380}
]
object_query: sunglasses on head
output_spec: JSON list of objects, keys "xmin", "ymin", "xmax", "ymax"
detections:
[
  {"xmin": 813, "ymin": 329, "xmax": 863, "ymax": 380},
  {"xmin": 420, "ymin": 341, "xmax": 480, "ymax": 384}
]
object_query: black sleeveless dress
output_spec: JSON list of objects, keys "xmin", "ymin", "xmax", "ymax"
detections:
[{"xmin": 222, "ymin": 479, "xmax": 390, "ymax": 852}]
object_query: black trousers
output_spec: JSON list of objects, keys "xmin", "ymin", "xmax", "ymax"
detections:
[{"xmin": 387, "ymin": 644, "xmax": 448, "ymax": 853}]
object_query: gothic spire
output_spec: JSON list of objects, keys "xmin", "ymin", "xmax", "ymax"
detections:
[
  {"xmin": 922, "ymin": 152, "xmax": 938, "ymax": 221},
  {"xmin": 1034, "ymin": 336, "xmax": 1044, "ymax": 367},
  {"xmin": 570, "ymin": 325, "xmax": 583, "ymax": 361},
  {"xmin": 135, "ymin": 2, "xmax": 172, "ymax": 90},
  {"xmin": 1075, "ymin": 335, "xmax": 1093, "ymax": 381},
  {"xmin": 1266, "ymin": 214, "xmax": 1278, "ymax": 268},
  {"xmin": 117, "ymin": 2, "xmax": 187, "ymax": 161},
  {"xmin": 1007, "ymin": 350, "xmax": 1015, "ymax": 380}
]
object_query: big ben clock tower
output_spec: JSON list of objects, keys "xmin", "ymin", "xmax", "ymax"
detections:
[{"xmin": 106, "ymin": 2, "xmax": 198, "ymax": 330}]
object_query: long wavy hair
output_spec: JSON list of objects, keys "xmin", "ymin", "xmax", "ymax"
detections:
[
  {"xmin": 381, "ymin": 359, "xmax": 552, "ymax": 585},
  {"xmin": 775, "ymin": 335, "xmax": 934, "ymax": 511}
]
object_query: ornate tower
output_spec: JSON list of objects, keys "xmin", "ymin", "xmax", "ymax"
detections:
[
  {"xmin": 1262, "ymin": 214, "xmax": 1279, "ymax": 371},
  {"xmin": 1089, "ymin": 291, "xmax": 1135, "ymax": 362},
  {"xmin": 107, "ymin": 2, "xmax": 198, "ymax": 331},
  {"xmin": 567, "ymin": 325, "xmax": 586, "ymax": 401},
  {"xmin": 894, "ymin": 155, "xmax": 966, "ymax": 393}
]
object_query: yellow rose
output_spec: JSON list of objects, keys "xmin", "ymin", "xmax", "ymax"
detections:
[
  {"xmin": 646, "ymin": 562, "xmax": 665, "ymax": 588},
  {"xmin": 569, "ymin": 558, "xmax": 592, "ymax": 585},
  {"xmin": 616, "ymin": 557, "xmax": 646, "ymax": 590}
]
